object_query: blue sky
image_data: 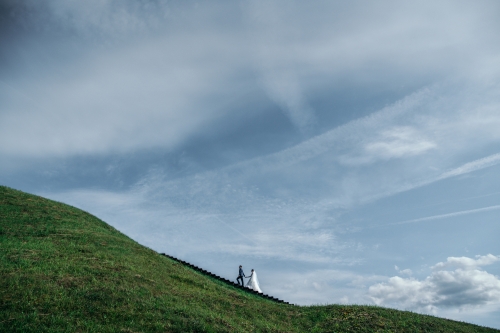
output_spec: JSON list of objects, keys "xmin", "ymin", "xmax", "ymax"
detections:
[{"xmin": 1, "ymin": 0, "xmax": 500, "ymax": 328}]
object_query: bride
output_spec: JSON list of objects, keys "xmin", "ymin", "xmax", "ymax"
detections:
[{"xmin": 246, "ymin": 269, "xmax": 262, "ymax": 293}]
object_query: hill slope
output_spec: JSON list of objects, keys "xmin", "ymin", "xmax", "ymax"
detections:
[{"xmin": 1, "ymin": 186, "xmax": 498, "ymax": 333}]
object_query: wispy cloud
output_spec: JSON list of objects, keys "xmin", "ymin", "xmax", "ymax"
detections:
[{"xmin": 43, "ymin": 96, "xmax": 500, "ymax": 270}]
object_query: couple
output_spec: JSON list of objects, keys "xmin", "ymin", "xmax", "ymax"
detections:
[{"xmin": 237, "ymin": 265, "xmax": 262, "ymax": 293}]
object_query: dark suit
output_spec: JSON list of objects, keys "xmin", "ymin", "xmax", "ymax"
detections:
[{"xmin": 237, "ymin": 267, "xmax": 245, "ymax": 286}]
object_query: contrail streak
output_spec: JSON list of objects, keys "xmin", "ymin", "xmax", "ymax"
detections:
[
  {"xmin": 207, "ymin": 214, "xmax": 258, "ymax": 245},
  {"xmin": 438, "ymin": 152, "xmax": 500, "ymax": 180},
  {"xmin": 389, "ymin": 204, "xmax": 500, "ymax": 226}
]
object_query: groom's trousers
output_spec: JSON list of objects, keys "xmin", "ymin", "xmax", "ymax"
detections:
[{"xmin": 237, "ymin": 275, "xmax": 244, "ymax": 286}]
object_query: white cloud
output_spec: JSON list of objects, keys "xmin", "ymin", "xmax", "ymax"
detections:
[
  {"xmin": 0, "ymin": 30, "xmax": 248, "ymax": 157},
  {"xmin": 432, "ymin": 254, "xmax": 500, "ymax": 270},
  {"xmin": 395, "ymin": 265, "xmax": 413, "ymax": 276},
  {"xmin": 365, "ymin": 126, "xmax": 436, "ymax": 160},
  {"xmin": 3, "ymin": 0, "xmax": 500, "ymax": 161},
  {"xmin": 0, "ymin": 1, "xmax": 249, "ymax": 158},
  {"xmin": 369, "ymin": 254, "xmax": 500, "ymax": 312}
]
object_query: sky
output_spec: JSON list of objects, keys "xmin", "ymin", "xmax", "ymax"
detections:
[{"xmin": 1, "ymin": 0, "xmax": 500, "ymax": 328}]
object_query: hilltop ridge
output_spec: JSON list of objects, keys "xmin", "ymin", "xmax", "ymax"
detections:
[{"xmin": 1, "ymin": 185, "xmax": 498, "ymax": 332}]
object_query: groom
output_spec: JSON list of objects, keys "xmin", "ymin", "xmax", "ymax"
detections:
[{"xmin": 236, "ymin": 265, "xmax": 246, "ymax": 286}]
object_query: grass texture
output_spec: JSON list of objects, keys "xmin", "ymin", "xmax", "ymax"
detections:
[{"xmin": 1, "ymin": 185, "xmax": 498, "ymax": 332}]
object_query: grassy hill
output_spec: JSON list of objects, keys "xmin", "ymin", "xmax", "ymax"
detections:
[{"xmin": 1, "ymin": 186, "xmax": 498, "ymax": 333}]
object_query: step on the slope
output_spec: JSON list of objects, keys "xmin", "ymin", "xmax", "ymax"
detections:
[{"xmin": 160, "ymin": 253, "xmax": 291, "ymax": 305}]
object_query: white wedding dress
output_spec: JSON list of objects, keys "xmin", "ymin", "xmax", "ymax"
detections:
[{"xmin": 246, "ymin": 271, "xmax": 262, "ymax": 293}]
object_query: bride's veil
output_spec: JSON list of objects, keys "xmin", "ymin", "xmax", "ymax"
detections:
[
  {"xmin": 248, "ymin": 271, "xmax": 262, "ymax": 293},
  {"xmin": 253, "ymin": 271, "xmax": 260, "ymax": 290}
]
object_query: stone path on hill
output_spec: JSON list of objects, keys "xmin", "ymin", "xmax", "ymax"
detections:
[{"xmin": 160, "ymin": 253, "xmax": 291, "ymax": 305}]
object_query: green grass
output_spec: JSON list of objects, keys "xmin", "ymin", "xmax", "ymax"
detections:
[{"xmin": 1, "ymin": 185, "xmax": 498, "ymax": 333}]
